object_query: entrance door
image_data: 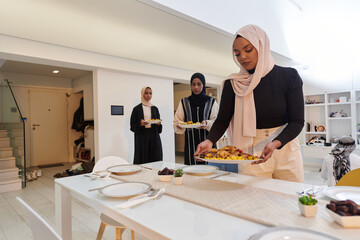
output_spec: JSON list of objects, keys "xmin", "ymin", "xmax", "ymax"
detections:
[{"xmin": 30, "ymin": 91, "xmax": 68, "ymax": 166}]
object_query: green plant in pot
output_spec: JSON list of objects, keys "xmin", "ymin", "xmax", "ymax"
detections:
[
  {"xmin": 173, "ymin": 168, "xmax": 184, "ymax": 185},
  {"xmin": 298, "ymin": 195, "xmax": 318, "ymax": 217}
]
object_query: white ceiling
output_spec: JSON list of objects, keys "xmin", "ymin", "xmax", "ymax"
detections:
[
  {"xmin": 0, "ymin": 60, "xmax": 90, "ymax": 79},
  {"xmin": 5, "ymin": 0, "xmax": 359, "ymax": 90},
  {"xmin": 0, "ymin": 0, "xmax": 300, "ymax": 80}
]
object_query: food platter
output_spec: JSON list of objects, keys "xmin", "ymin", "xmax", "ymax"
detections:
[
  {"xmin": 106, "ymin": 164, "xmax": 143, "ymax": 175},
  {"xmin": 99, "ymin": 182, "xmax": 152, "ymax": 198},
  {"xmin": 323, "ymin": 186, "xmax": 360, "ymax": 205},
  {"xmin": 144, "ymin": 119, "xmax": 161, "ymax": 124},
  {"xmin": 249, "ymin": 226, "xmax": 340, "ymax": 240},
  {"xmin": 182, "ymin": 165, "xmax": 218, "ymax": 176},
  {"xmin": 197, "ymin": 145, "xmax": 261, "ymax": 164},
  {"xmin": 195, "ymin": 156, "xmax": 259, "ymax": 164},
  {"xmin": 177, "ymin": 123, "xmax": 204, "ymax": 129}
]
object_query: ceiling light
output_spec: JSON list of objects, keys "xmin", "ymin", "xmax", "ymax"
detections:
[{"xmin": 53, "ymin": 70, "xmax": 59, "ymax": 74}]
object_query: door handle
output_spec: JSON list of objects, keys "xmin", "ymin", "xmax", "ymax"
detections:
[{"xmin": 32, "ymin": 124, "xmax": 40, "ymax": 126}]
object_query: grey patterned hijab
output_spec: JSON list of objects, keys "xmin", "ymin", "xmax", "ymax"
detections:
[{"xmin": 331, "ymin": 136, "xmax": 355, "ymax": 183}]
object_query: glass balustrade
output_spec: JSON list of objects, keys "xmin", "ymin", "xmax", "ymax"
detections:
[{"xmin": 1, "ymin": 79, "xmax": 26, "ymax": 187}]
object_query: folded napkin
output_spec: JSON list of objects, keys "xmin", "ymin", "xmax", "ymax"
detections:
[{"xmin": 116, "ymin": 188, "xmax": 165, "ymax": 209}]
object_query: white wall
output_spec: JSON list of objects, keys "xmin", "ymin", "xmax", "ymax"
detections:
[
  {"xmin": 72, "ymin": 73, "xmax": 93, "ymax": 120},
  {"xmin": 94, "ymin": 69, "xmax": 175, "ymax": 163}
]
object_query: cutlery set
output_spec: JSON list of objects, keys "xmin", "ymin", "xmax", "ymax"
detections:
[
  {"xmin": 296, "ymin": 186, "xmax": 322, "ymax": 197},
  {"xmin": 116, "ymin": 188, "xmax": 165, "ymax": 209},
  {"xmin": 84, "ymin": 172, "xmax": 110, "ymax": 180}
]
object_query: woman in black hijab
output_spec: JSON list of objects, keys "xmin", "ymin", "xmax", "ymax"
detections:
[{"xmin": 174, "ymin": 73, "xmax": 219, "ymax": 165}]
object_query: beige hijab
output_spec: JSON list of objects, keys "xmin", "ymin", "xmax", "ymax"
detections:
[
  {"xmin": 226, "ymin": 25, "xmax": 275, "ymax": 150},
  {"xmin": 141, "ymin": 86, "xmax": 153, "ymax": 107}
]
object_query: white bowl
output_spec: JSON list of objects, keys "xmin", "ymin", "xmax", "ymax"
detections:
[
  {"xmin": 158, "ymin": 175, "xmax": 172, "ymax": 182},
  {"xmin": 325, "ymin": 207, "xmax": 360, "ymax": 228}
]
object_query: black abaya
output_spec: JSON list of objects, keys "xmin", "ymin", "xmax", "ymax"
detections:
[{"xmin": 130, "ymin": 104, "xmax": 163, "ymax": 164}]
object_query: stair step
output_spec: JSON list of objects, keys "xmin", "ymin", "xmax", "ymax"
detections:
[
  {"xmin": 10, "ymin": 137, "xmax": 24, "ymax": 147},
  {"xmin": 1, "ymin": 122, "xmax": 23, "ymax": 131},
  {"xmin": 8, "ymin": 129, "xmax": 23, "ymax": 138},
  {"xmin": 0, "ymin": 168, "xmax": 19, "ymax": 179},
  {"xmin": 0, "ymin": 157, "xmax": 16, "ymax": 168},
  {"xmin": 0, "ymin": 130, "xmax": 7, "ymax": 138},
  {"xmin": 0, "ymin": 138, "xmax": 10, "ymax": 148},
  {"xmin": 0, "ymin": 147, "xmax": 13, "ymax": 158},
  {"xmin": 14, "ymin": 146, "xmax": 24, "ymax": 157},
  {"xmin": 0, "ymin": 177, "xmax": 22, "ymax": 193}
]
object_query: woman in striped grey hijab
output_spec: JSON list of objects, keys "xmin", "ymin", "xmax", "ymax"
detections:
[{"xmin": 332, "ymin": 136, "xmax": 355, "ymax": 183}]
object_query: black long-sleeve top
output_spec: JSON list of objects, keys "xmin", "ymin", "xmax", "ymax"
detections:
[{"xmin": 207, "ymin": 65, "xmax": 304, "ymax": 148}]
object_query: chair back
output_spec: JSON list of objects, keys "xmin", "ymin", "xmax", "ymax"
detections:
[
  {"xmin": 16, "ymin": 197, "xmax": 62, "ymax": 240},
  {"xmin": 93, "ymin": 156, "xmax": 129, "ymax": 173},
  {"xmin": 336, "ymin": 168, "xmax": 360, "ymax": 187}
]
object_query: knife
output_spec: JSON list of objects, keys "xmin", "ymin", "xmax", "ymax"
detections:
[{"xmin": 210, "ymin": 172, "xmax": 231, "ymax": 179}]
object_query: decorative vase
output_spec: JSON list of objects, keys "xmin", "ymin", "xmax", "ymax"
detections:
[
  {"xmin": 173, "ymin": 176, "xmax": 183, "ymax": 185},
  {"xmin": 298, "ymin": 202, "xmax": 318, "ymax": 217}
]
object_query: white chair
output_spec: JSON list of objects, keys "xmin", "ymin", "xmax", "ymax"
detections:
[
  {"xmin": 94, "ymin": 156, "xmax": 135, "ymax": 240},
  {"xmin": 321, "ymin": 153, "xmax": 360, "ymax": 186},
  {"xmin": 16, "ymin": 197, "xmax": 62, "ymax": 240}
]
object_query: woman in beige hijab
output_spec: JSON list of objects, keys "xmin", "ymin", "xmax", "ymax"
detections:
[
  {"xmin": 195, "ymin": 25, "xmax": 304, "ymax": 182},
  {"xmin": 130, "ymin": 86, "xmax": 162, "ymax": 164}
]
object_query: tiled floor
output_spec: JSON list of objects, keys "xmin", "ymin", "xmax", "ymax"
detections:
[
  {"xmin": 0, "ymin": 163, "xmax": 147, "ymax": 240},
  {"xmin": 0, "ymin": 158, "xmax": 326, "ymax": 240}
]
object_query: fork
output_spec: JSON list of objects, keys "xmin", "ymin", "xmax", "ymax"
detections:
[
  {"xmin": 116, "ymin": 188, "xmax": 165, "ymax": 208},
  {"xmin": 127, "ymin": 188, "xmax": 159, "ymax": 200},
  {"xmin": 296, "ymin": 186, "xmax": 322, "ymax": 196}
]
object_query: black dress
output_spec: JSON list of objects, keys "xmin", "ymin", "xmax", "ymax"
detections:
[
  {"xmin": 181, "ymin": 97, "xmax": 216, "ymax": 165},
  {"xmin": 130, "ymin": 104, "xmax": 163, "ymax": 164}
]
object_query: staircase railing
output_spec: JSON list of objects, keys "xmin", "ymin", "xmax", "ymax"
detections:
[{"xmin": 1, "ymin": 79, "xmax": 27, "ymax": 187}]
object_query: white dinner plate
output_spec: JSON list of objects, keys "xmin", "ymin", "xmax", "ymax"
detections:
[
  {"xmin": 106, "ymin": 164, "xmax": 143, "ymax": 175},
  {"xmin": 99, "ymin": 182, "xmax": 152, "ymax": 198},
  {"xmin": 183, "ymin": 165, "xmax": 218, "ymax": 176},
  {"xmin": 323, "ymin": 186, "xmax": 360, "ymax": 205},
  {"xmin": 144, "ymin": 120, "xmax": 161, "ymax": 124},
  {"xmin": 194, "ymin": 156, "xmax": 259, "ymax": 164},
  {"xmin": 177, "ymin": 123, "xmax": 203, "ymax": 129},
  {"xmin": 249, "ymin": 226, "xmax": 340, "ymax": 240}
]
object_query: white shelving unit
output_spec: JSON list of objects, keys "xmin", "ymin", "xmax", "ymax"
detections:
[
  {"xmin": 303, "ymin": 90, "xmax": 359, "ymax": 144},
  {"xmin": 303, "ymin": 90, "xmax": 360, "ymax": 152},
  {"xmin": 304, "ymin": 93, "xmax": 326, "ymax": 144},
  {"xmin": 302, "ymin": 90, "xmax": 360, "ymax": 166}
]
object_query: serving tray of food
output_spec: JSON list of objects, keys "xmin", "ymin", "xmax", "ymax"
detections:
[
  {"xmin": 195, "ymin": 145, "xmax": 261, "ymax": 164},
  {"xmin": 144, "ymin": 119, "xmax": 161, "ymax": 124},
  {"xmin": 177, "ymin": 121, "xmax": 204, "ymax": 128}
]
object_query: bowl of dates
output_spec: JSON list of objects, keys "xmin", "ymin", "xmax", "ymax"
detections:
[
  {"xmin": 157, "ymin": 167, "xmax": 174, "ymax": 182},
  {"xmin": 325, "ymin": 199, "xmax": 360, "ymax": 228}
]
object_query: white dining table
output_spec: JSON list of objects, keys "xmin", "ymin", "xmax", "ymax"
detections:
[{"xmin": 54, "ymin": 161, "xmax": 342, "ymax": 240}]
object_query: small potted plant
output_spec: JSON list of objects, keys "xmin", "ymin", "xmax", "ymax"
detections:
[
  {"xmin": 173, "ymin": 168, "xmax": 184, "ymax": 185},
  {"xmin": 298, "ymin": 194, "xmax": 318, "ymax": 217}
]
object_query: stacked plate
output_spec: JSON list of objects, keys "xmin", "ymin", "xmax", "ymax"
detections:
[
  {"xmin": 182, "ymin": 165, "xmax": 218, "ymax": 176},
  {"xmin": 106, "ymin": 164, "xmax": 143, "ymax": 175},
  {"xmin": 99, "ymin": 182, "xmax": 152, "ymax": 198}
]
